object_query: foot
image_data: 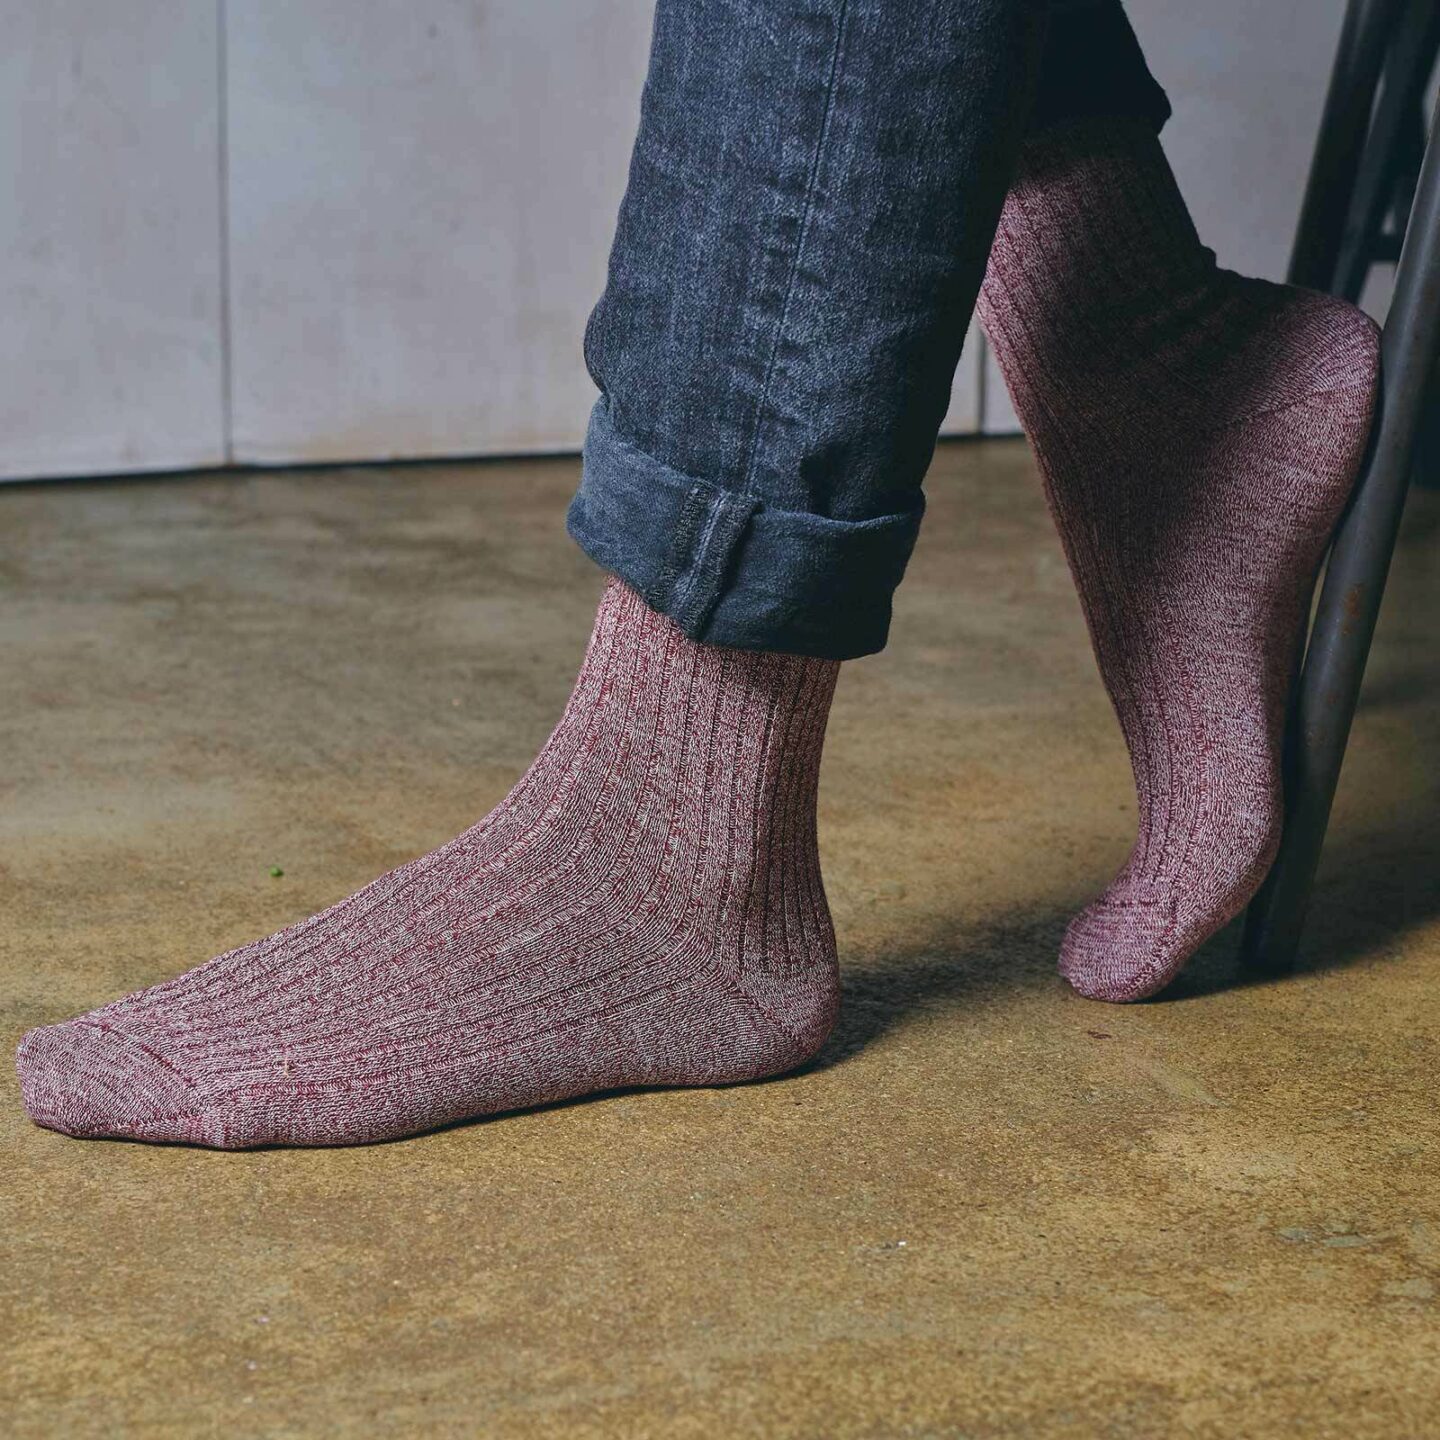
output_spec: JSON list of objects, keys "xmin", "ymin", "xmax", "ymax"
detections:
[
  {"xmin": 979, "ymin": 120, "xmax": 1381, "ymax": 1001},
  {"xmin": 17, "ymin": 580, "xmax": 841, "ymax": 1146}
]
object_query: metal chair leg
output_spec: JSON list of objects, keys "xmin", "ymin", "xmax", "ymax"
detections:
[
  {"xmin": 1288, "ymin": 0, "xmax": 1408, "ymax": 291},
  {"xmin": 1332, "ymin": 0, "xmax": 1440, "ymax": 302},
  {"xmin": 1417, "ymin": 373, "xmax": 1440, "ymax": 487},
  {"xmin": 1242, "ymin": 108, "xmax": 1440, "ymax": 971}
]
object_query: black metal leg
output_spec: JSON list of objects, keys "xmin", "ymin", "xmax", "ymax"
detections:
[
  {"xmin": 1242, "ymin": 109, "xmax": 1440, "ymax": 971},
  {"xmin": 1417, "ymin": 373, "xmax": 1440, "ymax": 487},
  {"xmin": 1405, "ymin": 106, "xmax": 1440, "ymax": 493},
  {"xmin": 1288, "ymin": 0, "xmax": 1408, "ymax": 291},
  {"xmin": 1333, "ymin": 0, "xmax": 1440, "ymax": 302}
]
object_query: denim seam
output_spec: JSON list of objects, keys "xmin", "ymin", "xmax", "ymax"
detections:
[
  {"xmin": 737, "ymin": 0, "xmax": 849, "ymax": 498},
  {"xmin": 671, "ymin": 490, "xmax": 761, "ymax": 635},
  {"xmin": 670, "ymin": 494, "xmax": 725, "ymax": 618},
  {"xmin": 656, "ymin": 483, "xmax": 713, "ymax": 614}
]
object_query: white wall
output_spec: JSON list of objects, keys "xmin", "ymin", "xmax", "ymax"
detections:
[
  {"xmin": 226, "ymin": 0, "xmax": 650, "ymax": 464},
  {"xmin": 0, "ymin": 1, "xmax": 224, "ymax": 480},
  {"xmin": 0, "ymin": 0, "xmax": 1363, "ymax": 478}
]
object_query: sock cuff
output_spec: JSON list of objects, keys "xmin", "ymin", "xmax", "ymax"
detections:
[{"xmin": 998, "ymin": 119, "xmax": 1215, "ymax": 305}]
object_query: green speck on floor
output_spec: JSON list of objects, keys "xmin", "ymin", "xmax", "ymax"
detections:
[{"xmin": 268, "ymin": 866, "xmax": 284, "ymax": 878}]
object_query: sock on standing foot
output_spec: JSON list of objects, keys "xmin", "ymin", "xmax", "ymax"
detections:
[
  {"xmin": 17, "ymin": 578, "xmax": 841, "ymax": 1146},
  {"xmin": 978, "ymin": 119, "xmax": 1380, "ymax": 1001}
]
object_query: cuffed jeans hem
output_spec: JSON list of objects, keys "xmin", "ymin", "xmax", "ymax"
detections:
[{"xmin": 567, "ymin": 400, "xmax": 924, "ymax": 661}]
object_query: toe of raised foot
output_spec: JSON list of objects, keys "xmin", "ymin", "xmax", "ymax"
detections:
[{"xmin": 1057, "ymin": 891, "xmax": 1194, "ymax": 1004}]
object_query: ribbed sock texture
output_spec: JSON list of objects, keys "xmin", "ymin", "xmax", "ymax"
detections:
[
  {"xmin": 978, "ymin": 119, "xmax": 1380, "ymax": 1001},
  {"xmin": 17, "ymin": 579, "xmax": 841, "ymax": 1146}
]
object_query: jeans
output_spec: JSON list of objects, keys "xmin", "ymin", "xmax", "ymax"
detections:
[{"xmin": 567, "ymin": 0, "xmax": 1170, "ymax": 659}]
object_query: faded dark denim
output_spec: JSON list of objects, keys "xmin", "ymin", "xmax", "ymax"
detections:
[{"xmin": 568, "ymin": 0, "xmax": 1169, "ymax": 658}]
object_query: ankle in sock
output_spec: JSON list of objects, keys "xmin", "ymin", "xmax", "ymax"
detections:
[
  {"xmin": 978, "ymin": 119, "xmax": 1380, "ymax": 1002},
  {"xmin": 17, "ymin": 579, "xmax": 841, "ymax": 1146}
]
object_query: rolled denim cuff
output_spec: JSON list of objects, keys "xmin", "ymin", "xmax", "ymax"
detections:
[{"xmin": 567, "ymin": 399, "xmax": 925, "ymax": 660}]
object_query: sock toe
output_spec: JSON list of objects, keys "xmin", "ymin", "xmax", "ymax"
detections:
[
  {"xmin": 1059, "ymin": 889, "xmax": 1187, "ymax": 1003},
  {"xmin": 17, "ymin": 1020, "xmax": 205, "ymax": 1143}
]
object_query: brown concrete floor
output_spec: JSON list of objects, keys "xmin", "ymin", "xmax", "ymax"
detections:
[{"xmin": 3, "ymin": 440, "xmax": 1438, "ymax": 1438}]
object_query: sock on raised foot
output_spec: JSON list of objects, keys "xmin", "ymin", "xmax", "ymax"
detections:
[
  {"xmin": 17, "ymin": 578, "xmax": 841, "ymax": 1146},
  {"xmin": 978, "ymin": 119, "xmax": 1380, "ymax": 1002}
]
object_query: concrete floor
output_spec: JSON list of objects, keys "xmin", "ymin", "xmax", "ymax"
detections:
[{"xmin": 3, "ymin": 439, "xmax": 1438, "ymax": 1438}]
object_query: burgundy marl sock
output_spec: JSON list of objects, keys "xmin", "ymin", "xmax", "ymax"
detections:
[
  {"xmin": 978, "ymin": 120, "xmax": 1380, "ymax": 1002},
  {"xmin": 18, "ymin": 579, "xmax": 840, "ymax": 1146}
]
